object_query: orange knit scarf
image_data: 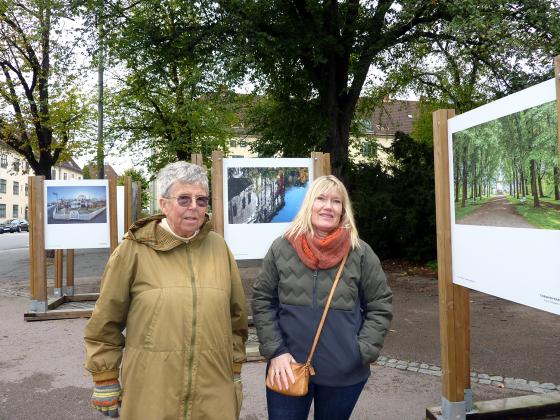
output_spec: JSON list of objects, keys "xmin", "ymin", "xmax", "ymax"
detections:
[{"xmin": 288, "ymin": 227, "xmax": 351, "ymax": 270}]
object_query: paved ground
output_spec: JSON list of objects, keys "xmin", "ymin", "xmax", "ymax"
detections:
[
  {"xmin": 1, "ymin": 239, "xmax": 560, "ymax": 419},
  {"xmin": 457, "ymin": 195, "xmax": 534, "ymax": 228}
]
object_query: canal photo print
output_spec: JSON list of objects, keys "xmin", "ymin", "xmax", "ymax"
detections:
[
  {"xmin": 227, "ymin": 167, "xmax": 309, "ymax": 224},
  {"xmin": 223, "ymin": 158, "xmax": 314, "ymax": 259},
  {"xmin": 447, "ymin": 78, "xmax": 560, "ymax": 315},
  {"xmin": 43, "ymin": 180, "xmax": 111, "ymax": 249}
]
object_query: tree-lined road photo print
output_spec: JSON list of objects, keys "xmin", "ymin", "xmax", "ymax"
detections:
[{"xmin": 453, "ymin": 101, "xmax": 560, "ymax": 230}]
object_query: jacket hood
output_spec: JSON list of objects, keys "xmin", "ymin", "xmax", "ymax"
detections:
[{"xmin": 124, "ymin": 213, "xmax": 212, "ymax": 251}]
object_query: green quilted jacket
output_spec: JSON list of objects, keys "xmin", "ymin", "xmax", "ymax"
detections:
[{"xmin": 252, "ymin": 236, "xmax": 393, "ymax": 386}]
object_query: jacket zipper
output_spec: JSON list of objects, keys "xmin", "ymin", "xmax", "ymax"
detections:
[
  {"xmin": 312, "ymin": 270, "xmax": 318, "ymax": 309},
  {"xmin": 184, "ymin": 246, "xmax": 197, "ymax": 419}
]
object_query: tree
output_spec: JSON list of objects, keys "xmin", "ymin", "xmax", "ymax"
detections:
[
  {"xmin": 385, "ymin": 0, "xmax": 559, "ymax": 111},
  {"xmin": 0, "ymin": 0, "xmax": 89, "ymax": 179},
  {"xmin": 98, "ymin": 0, "xmax": 239, "ymax": 173},
  {"xmin": 216, "ymin": 1, "xmax": 465, "ymax": 181},
  {"xmin": 118, "ymin": 167, "xmax": 150, "ymax": 210},
  {"xmin": 216, "ymin": 1, "xmax": 559, "ymax": 182}
]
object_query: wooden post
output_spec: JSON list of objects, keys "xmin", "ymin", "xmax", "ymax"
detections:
[
  {"xmin": 29, "ymin": 176, "xmax": 47, "ymax": 312},
  {"xmin": 66, "ymin": 249, "xmax": 75, "ymax": 296},
  {"xmin": 191, "ymin": 153, "xmax": 204, "ymax": 167},
  {"xmin": 124, "ymin": 175, "xmax": 133, "ymax": 230},
  {"xmin": 323, "ymin": 153, "xmax": 331, "ymax": 176},
  {"xmin": 108, "ymin": 177, "xmax": 118, "ymax": 252},
  {"xmin": 433, "ymin": 109, "xmax": 471, "ymax": 418},
  {"xmin": 54, "ymin": 249, "xmax": 63, "ymax": 297},
  {"xmin": 555, "ymin": 56, "xmax": 560, "ymax": 156},
  {"xmin": 135, "ymin": 181, "xmax": 142, "ymax": 220},
  {"xmin": 312, "ymin": 152, "xmax": 327, "ymax": 178},
  {"xmin": 211, "ymin": 150, "xmax": 224, "ymax": 236}
]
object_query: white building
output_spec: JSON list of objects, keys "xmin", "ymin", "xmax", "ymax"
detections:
[{"xmin": 0, "ymin": 145, "xmax": 82, "ymax": 223}]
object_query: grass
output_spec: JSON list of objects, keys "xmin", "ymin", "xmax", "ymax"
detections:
[
  {"xmin": 540, "ymin": 196, "xmax": 560, "ymax": 206},
  {"xmin": 505, "ymin": 195, "xmax": 560, "ymax": 230},
  {"xmin": 454, "ymin": 196, "xmax": 494, "ymax": 221}
]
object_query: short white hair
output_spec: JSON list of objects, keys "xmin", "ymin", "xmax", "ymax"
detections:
[{"xmin": 157, "ymin": 161, "xmax": 209, "ymax": 198}]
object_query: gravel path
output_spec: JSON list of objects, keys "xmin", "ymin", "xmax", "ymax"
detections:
[{"xmin": 457, "ymin": 195, "xmax": 535, "ymax": 228}]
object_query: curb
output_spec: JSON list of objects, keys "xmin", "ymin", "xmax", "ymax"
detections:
[{"xmin": 245, "ymin": 340, "xmax": 560, "ymax": 395}]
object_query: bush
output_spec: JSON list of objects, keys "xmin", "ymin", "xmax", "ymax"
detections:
[{"xmin": 348, "ymin": 131, "xmax": 436, "ymax": 262}]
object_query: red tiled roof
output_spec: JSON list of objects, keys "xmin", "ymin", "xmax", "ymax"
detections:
[{"xmin": 369, "ymin": 100, "xmax": 419, "ymax": 136}]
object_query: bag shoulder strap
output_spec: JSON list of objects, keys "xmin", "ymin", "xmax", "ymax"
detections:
[{"xmin": 305, "ymin": 252, "xmax": 348, "ymax": 366}]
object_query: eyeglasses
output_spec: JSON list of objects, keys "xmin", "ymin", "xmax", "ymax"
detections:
[{"xmin": 165, "ymin": 195, "xmax": 209, "ymax": 208}]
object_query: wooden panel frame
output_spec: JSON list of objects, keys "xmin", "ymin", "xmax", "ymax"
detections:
[
  {"xmin": 108, "ymin": 177, "xmax": 118, "ymax": 252},
  {"xmin": 25, "ymin": 176, "xmax": 137, "ymax": 320},
  {"xmin": 211, "ymin": 150, "xmax": 225, "ymax": 236},
  {"xmin": 124, "ymin": 175, "xmax": 133, "ymax": 230},
  {"xmin": 433, "ymin": 109, "xmax": 471, "ymax": 403},
  {"xmin": 191, "ymin": 153, "xmax": 204, "ymax": 167},
  {"xmin": 555, "ymin": 56, "xmax": 560, "ymax": 156},
  {"xmin": 28, "ymin": 176, "xmax": 47, "ymax": 312}
]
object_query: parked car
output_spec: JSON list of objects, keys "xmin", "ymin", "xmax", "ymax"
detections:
[{"xmin": 0, "ymin": 218, "xmax": 29, "ymax": 233}]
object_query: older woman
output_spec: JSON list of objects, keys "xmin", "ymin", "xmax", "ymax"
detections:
[
  {"xmin": 252, "ymin": 175, "xmax": 392, "ymax": 420},
  {"xmin": 84, "ymin": 161, "xmax": 248, "ymax": 419}
]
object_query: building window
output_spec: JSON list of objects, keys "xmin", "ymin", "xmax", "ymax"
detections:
[
  {"xmin": 0, "ymin": 154, "xmax": 7, "ymax": 168},
  {"xmin": 0, "ymin": 204, "xmax": 5, "ymax": 218},
  {"xmin": 22, "ymin": 161, "xmax": 30, "ymax": 174},
  {"xmin": 0, "ymin": 179, "xmax": 6, "ymax": 194},
  {"xmin": 361, "ymin": 142, "xmax": 376, "ymax": 157},
  {"xmin": 25, "ymin": 183, "xmax": 28, "ymax": 196},
  {"xmin": 13, "ymin": 181, "xmax": 19, "ymax": 195},
  {"xmin": 63, "ymin": 173, "xmax": 67, "ymax": 180},
  {"xmin": 229, "ymin": 140, "xmax": 237, "ymax": 148},
  {"xmin": 13, "ymin": 204, "xmax": 18, "ymax": 218},
  {"xmin": 71, "ymin": 174, "xmax": 75, "ymax": 179},
  {"xmin": 239, "ymin": 140, "xmax": 247, "ymax": 148},
  {"xmin": 51, "ymin": 170, "xmax": 56, "ymax": 180},
  {"xmin": 12, "ymin": 159, "xmax": 19, "ymax": 173}
]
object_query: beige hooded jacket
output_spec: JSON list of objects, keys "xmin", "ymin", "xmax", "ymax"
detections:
[{"xmin": 84, "ymin": 215, "xmax": 248, "ymax": 420}]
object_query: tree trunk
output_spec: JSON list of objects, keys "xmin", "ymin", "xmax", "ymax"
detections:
[
  {"xmin": 461, "ymin": 146, "xmax": 468, "ymax": 207},
  {"xmin": 554, "ymin": 166, "xmax": 560, "ymax": 201},
  {"xmin": 530, "ymin": 160, "xmax": 540, "ymax": 207},
  {"xmin": 454, "ymin": 164, "xmax": 459, "ymax": 203}
]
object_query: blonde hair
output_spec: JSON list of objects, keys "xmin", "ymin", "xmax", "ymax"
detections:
[{"xmin": 285, "ymin": 175, "xmax": 360, "ymax": 248}]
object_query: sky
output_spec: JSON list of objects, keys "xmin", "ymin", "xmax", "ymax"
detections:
[{"xmin": 47, "ymin": 185, "xmax": 107, "ymax": 202}]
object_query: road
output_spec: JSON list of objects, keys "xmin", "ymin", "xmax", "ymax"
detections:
[
  {"xmin": 0, "ymin": 232, "xmax": 109, "ymax": 297},
  {"xmin": 1, "ymin": 236, "xmax": 559, "ymax": 419},
  {"xmin": 457, "ymin": 195, "xmax": 535, "ymax": 228},
  {"xmin": 0, "ymin": 230, "xmax": 29, "ymax": 251}
]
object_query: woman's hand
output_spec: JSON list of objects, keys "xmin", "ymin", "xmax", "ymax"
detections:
[{"xmin": 268, "ymin": 353, "xmax": 296, "ymax": 390}]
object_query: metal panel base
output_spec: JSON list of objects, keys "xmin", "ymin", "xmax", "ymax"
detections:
[
  {"xmin": 30, "ymin": 300, "xmax": 48, "ymax": 313},
  {"xmin": 442, "ymin": 397, "xmax": 466, "ymax": 420}
]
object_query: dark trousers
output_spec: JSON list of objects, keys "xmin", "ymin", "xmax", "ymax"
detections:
[{"xmin": 266, "ymin": 379, "xmax": 367, "ymax": 420}]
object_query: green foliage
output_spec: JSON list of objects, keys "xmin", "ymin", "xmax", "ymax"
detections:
[
  {"xmin": 506, "ymin": 196, "xmax": 560, "ymax": 230},
  {"xmin": 0, "ymin": 0, "xmax": 91, "ymax": 178},
  {"xmin": 349, "ymin": 132, "xmax": 437, "ymax": 262},
  {"xmin": 99, "ymin": 0, "xmax": 239, "ymax": 173},
  {"xmin": 82, "ymin": 165, "xmax": 92, "ymax": 179},
  {"xmin": 247, "ymin": 95, "xmax": 327, "ymax": 157},
  {"xmin": 118, "ymin": 168, "xmax": 151, "ymax": 210}
]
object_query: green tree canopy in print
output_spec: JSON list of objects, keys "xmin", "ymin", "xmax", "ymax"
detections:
[{"xmin": 452, "ymin": 101, "xmax": 560, "ymax": 230}]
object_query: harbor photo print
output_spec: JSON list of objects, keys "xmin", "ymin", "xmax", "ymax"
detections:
[
  {"xmin": 227, "ymin": 167, "xmax": 309, "ymax": 224},
  {"xmin": 452, "ymin": 100, "xmax": 560, "ymax": 230}
]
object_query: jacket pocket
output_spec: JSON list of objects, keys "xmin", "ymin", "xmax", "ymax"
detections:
[{"xmin": 142, "ymin": 289, "xmax": 164, "ymax": 349}]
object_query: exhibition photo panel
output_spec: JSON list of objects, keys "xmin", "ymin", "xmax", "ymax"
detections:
[
  {"xmin": 44, "ymin": 180, "xmax": 111, "ymax": 249},
  {"xmin": 223, "ymin": 158, "xmax": 314, "ymax": 259},
  {"xmin": 448, "ymin": 78, "xmax": 560, "ymax": 315}
]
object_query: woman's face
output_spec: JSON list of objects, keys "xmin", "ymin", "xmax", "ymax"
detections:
[
  {"xmin": 160, "ymin": 182, "xmax": 208, "ymax": 238},
  {"xmin": 311, "ymin": 190, "xmax": 343, "ymax": 238}
]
